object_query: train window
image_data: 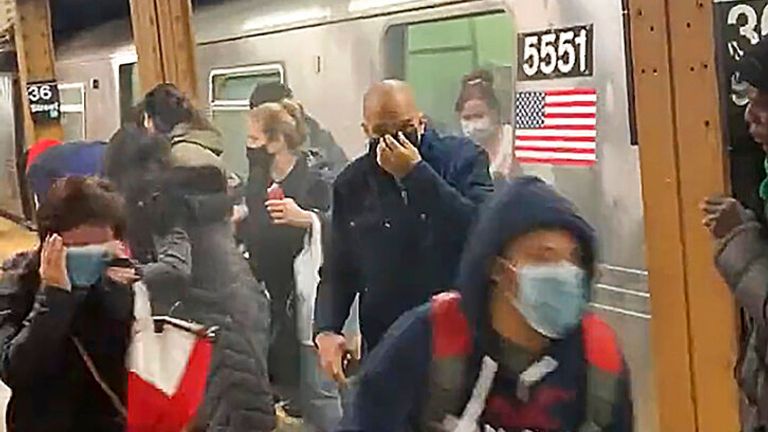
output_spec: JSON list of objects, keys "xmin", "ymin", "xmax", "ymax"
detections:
[
  {"xmin": 209, "ymin": 64, "xmax": 285, "ymax": 178},
  {"xmin": 383, "ymin": 12, "xmax": 515, "ymax": 134},
  {"xmin": 118, "ymin": 62, "xmax": 141, "ymax": 124},
  {"xmin": 58, "ymin": 83, "xmax": 86, "ymax": 141}
]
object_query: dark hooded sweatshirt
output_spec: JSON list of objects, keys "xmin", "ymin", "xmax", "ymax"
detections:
[{"xmin": 338, "ymin": 177, "xmax": 633, "ymax": 432}]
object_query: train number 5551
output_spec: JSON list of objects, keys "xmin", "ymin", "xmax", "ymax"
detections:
[{"xmin": 518, "ymin": 24, "xmax": 594, "ymax": 81}]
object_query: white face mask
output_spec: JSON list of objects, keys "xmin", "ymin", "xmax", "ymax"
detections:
[{"xmin": 461, "ymin": 118, "xmax": 496, "ymax": 143}]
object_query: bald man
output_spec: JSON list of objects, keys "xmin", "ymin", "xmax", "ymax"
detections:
[{"xmin": 314, "ymin": 80, "xmax": 493, "ymax": 384}]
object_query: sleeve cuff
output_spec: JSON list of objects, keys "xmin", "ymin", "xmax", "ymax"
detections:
[
  {"xmin": 314, "ymin": 325, "xmax": 343, "ymax": 337},
  {"xmin": 400, "ymin": 161, "xmax": 434, "ymax": 190},
  {"xmin": 715, "ymin": 222, "xmax": 765, "ymax": 287},
  {"xmin": 37, "ymin": 287, "xmax": 75, "ymax": 309}
]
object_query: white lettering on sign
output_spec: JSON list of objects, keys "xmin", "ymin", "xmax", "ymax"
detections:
[
  {"xmin": 723, "ymin": 1, "xmax": 768, "ymax": 106},
  {"xmin": 518, "ymin": 25, "xmax": 593, "ymax": 81},
  {"xmin": 27, "ymin": 84, "xmax": 54, "ymax": 103}
]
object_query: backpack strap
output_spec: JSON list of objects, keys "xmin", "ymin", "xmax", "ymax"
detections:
[
  {"xmin": 580, "ymin": 313, "xmax": 623, "ymax": 432},
  {"xmin": 422, "ymin": 292, "xmax": 473, "ymax": 431}
]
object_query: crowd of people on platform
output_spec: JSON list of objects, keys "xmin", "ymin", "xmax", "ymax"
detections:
[{"xmin": 0, "ymin": 67, "xmax": 637, "ymax": 432}]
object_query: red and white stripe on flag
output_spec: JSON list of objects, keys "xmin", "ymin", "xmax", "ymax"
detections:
[{"xmin": 514, "ymin": 88, "xmax": 598, "ymax": 166}]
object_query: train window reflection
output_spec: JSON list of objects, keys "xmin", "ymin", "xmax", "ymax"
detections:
[
  {"xmin": 209, "ymin": 64, "xmax": 285, "ymax": 178},
  {"xmin": 58, "ymin": 83, "xmax": 86, "ymax": 141},
  {"xmin": 384, "ymin": 12, "xmax": 514, "ymax": 134}
]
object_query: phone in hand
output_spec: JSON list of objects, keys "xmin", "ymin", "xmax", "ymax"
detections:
[
  {"xmin": 107, "ymin": 257, "xmax": 135, "ymax": 269},
  {"xmin": 342, "ymin": 351, "xmax": 361, "ymax": 377},
  {"xmin": 267, "ymin": 183, "xmax": 285, "ymax": 201}
]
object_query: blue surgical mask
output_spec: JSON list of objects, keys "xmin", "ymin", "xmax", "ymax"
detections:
[
  {"xmin": 66, "ymin": 245, "xmax": 108, "ymax": 287},
  {"xmin": 512, "ymin": 262, "xmax": 588, "ymax": 339}
]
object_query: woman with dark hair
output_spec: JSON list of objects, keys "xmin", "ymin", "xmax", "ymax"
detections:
[
  {"xmin": 455, "ymin": 69, "xmax": 520, "ymax": 180},
  {"xmin": 103, "ymin": 125, "xmax": 171, "ymax": 262},
  {"xmin": 240, "ymin": 100, "xmax": 337, "ymax": 429},
  {"xmin": 0, "ymin": 177, "xmax": 135, "ymax": 432},
  {"xmin": 140, "ymin": 83, "xmax": 225, "ymax": 171},
  {"xmin": 105, "ymin": 126, "xmax": 275, "ymax": 431}
]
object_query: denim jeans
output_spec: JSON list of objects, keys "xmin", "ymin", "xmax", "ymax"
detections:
[
  {"xmin": 299, "ymin": 345, "xmax": 343, "ymax": 432},
  {"xmin": 299, "ymin": 297, "xmax": 359, "ymax": 431}
]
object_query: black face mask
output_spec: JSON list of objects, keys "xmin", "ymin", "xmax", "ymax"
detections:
[
  {"xmin": 401, "ymin": 127, "xmax": 421, "ymax": 148},
  {"xmin": 246, "ymin": 147, "xmax": 273, "ymax": 169},
  {"xmin": 368, "ymin": 127, "xmax": 422, "ymax": 151}
]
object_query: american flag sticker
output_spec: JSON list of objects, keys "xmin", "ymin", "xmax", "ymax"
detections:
[{"xmin": 514, "ymin": 88, "xmax": 598, "ymax": 166}]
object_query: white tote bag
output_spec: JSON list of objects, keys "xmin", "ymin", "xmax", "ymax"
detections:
[{"xmin": 294, "ymin": 213, "xmax": 323, "ymax": 345}]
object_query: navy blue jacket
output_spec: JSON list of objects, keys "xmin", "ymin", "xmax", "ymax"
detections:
[
  {"xmin": 338, "ymin": 178, "xmax": 633, "ymax": 432},
  {"xmin": 314, "ymin": 128, "xmax": 493, "ymax": 349}
]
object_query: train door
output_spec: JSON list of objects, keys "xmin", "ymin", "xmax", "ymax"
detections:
[
  {"xmin": 384, "ymin": 2, "xmax": 652, "ymax": 431},
  {"xmin": 384, "ymin": 11, "xmax": 514, "ymax": 135}
]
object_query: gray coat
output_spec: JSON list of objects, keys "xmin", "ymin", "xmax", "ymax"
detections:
[
  {"xmin": 143, "ymin": 198, "xmax": 274, "ymax": 431},
  {"xmin": 715, "ymin": 219, "xmax": 768, "ymax": 430}
]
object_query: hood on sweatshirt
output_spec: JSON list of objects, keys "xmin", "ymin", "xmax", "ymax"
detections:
[
  {"xmin": 455, "ymin": 176, "xmax": 597, "ymax": 337},
  {"xmin": 169, "ymin": 123, "xmax": 225, "ymax": 171}
]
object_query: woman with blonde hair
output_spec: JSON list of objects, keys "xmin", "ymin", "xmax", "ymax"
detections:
[{"xmin": 239, "ymin": 100, "xmax": 338, "ymax": 430}]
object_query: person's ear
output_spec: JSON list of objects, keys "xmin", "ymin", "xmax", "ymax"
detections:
[
  {"xmin": 417, "ymin": 114, "xmax": 427, "ymax": 134},
  {"xmin": 491, "ymin": 257, "xmax": 514, "ymax": 285},
  {"xmin": 361, "ymin": 122, "xmax": 372, "ymax": 138},
  {"xmin": 143, "ymin": 114, "xmax": 154, "ymax": 132}
]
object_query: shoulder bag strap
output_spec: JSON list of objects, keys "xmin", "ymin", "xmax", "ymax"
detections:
[{"xmin": 72, "ymin": 336, "xmax": 128, "ymax": 418}]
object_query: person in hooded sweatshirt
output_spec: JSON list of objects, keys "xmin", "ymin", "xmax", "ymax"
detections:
[
  {"xmin": 702, "ymin": 36, "xmax": 768, "ymax": 431},
  {"xmin": 0, "ymin": 177, "xmax": 134, "ymax": 432},
  {"xmin": 338, "ymin": 177, "xmax": 633, "ymax": 432},
  {"xmin": 104, "ymin": 125, "xmax": 275, "ymax": 431},
  {"xmin": 139, "ymin": 83, "xmax": 225, "ymax": 171}
]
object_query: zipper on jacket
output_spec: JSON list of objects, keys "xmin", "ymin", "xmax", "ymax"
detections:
[{"xmin": 396, "ymin": 180, "xmax": 408, "ymax": 205}]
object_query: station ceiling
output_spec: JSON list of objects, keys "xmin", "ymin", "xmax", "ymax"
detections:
[{"xmin": 52, "ymin": 0, "xmax": 223, "ymax": 39}]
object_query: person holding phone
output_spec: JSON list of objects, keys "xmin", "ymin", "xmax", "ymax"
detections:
[
  {"xmin": 314, "ymin": 80, "xmax": 494, "ymax": 386},
  {"xmin": 249, "ymin": 81, "xmax": 349, "ymax": 180},
  {"xmin": 239, "ymin": 100, "xmax": 339, "ymax": 429},
  {"xmin": 0, "ymin": 177, "xmax": 136, "ymax": 432}
]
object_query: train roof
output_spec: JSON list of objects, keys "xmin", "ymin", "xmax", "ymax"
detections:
[{"xmin": 56, "ymin": 0, "xmax": 477, "ymax": 62}]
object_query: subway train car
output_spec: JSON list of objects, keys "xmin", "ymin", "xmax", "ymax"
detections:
[{"xmin": 53, "ymin": 0, "xmax": 652, "ymax": 430}]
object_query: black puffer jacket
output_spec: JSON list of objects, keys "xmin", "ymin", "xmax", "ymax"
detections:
[
  {"xmin": 0, "ymin": 251, "xmax": 132, "ymax": 432},
  {"xmin": 105, "ymin": 126, "xmax": 274, "ymax": 430},
  {"xmin": 139, "ymin": 166, "xmax": 275, "ymax": 432}
]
